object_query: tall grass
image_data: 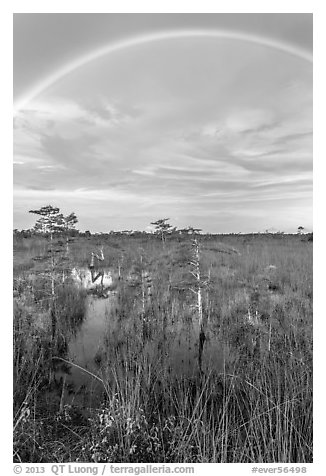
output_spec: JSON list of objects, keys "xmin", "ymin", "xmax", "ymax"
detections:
[{"xmin": 13, "ymin": 233, "xmax": 312, "ymax": 463}]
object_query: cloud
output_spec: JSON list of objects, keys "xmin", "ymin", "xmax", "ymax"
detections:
[
  {"xmin": 79, "ymin": 96, "xmax": 142, "ymax": 127},
  {"xmin": 224, "ymin": 109, "xmax": 278, "ymax": 134},
  {"xmin": 14, "ymin": 36, "xmax": 312, "ymax": 232}
]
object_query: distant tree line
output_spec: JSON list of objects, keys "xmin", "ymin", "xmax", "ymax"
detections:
[{"xmin": 13, "ymin": 207, "xmax": 311, "ymax": 240}]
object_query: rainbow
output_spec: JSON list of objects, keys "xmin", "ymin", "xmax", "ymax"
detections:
[{"xmin": 14, "ymin": 29, "xmax": 312, "ymax": 112}]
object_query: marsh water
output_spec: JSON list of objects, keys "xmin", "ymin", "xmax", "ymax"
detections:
[{"xmin": 54, "ymin": 293, "xmax": 223, "ymax": 407}]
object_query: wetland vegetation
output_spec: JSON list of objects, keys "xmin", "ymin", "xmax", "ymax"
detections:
[{"xmin": 13, "ymin": 224, "xmax": 313, "ymax": 463}]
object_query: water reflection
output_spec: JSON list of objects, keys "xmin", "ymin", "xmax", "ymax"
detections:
[{"xmin": 55, "ymin": 293, "xmax": 223, "ymax": 406}]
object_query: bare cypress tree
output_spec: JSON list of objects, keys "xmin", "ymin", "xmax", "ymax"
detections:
[{"xmin": 189, "ymin": 237, "xmax": 208, "ymax": 374}]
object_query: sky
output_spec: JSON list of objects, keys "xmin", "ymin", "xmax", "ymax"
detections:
[{"xmin": 13, "ymin": 13, "xmax": 313, "ymax": 233}]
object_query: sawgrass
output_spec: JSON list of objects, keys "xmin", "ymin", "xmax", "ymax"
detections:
[{"xmin": 13, "ymin": 233, "xmax": 312, "ymax": 462}]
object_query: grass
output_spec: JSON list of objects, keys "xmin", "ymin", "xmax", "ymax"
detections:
[{"xmin": 13, "ymin": 232, "xmax": 312, "ymax": 463}]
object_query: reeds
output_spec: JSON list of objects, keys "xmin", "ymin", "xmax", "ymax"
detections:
[{"xmin": 13, "ymin": 233, "xmax": 312, "ymax": 463}]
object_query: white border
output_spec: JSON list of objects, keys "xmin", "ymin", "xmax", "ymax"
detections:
[{"xmin": 3, "ymin": 2, "xmax": 324, "ymax": 474}]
